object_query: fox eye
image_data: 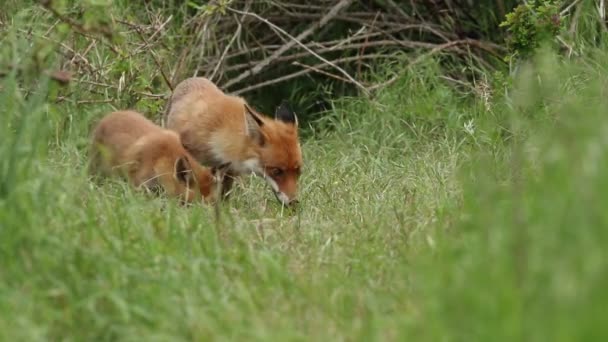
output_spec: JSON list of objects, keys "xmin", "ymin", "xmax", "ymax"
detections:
[{"xmin": 269, "ymin": 168, "xmax": 284, "ymax": 177}]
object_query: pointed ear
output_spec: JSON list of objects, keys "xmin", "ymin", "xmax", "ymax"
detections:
[
  {"xmin": 244, "ymin": 104, "xmax": 265, "ymax": 145},
  {"xmin": 174, "ymin": 156, "xmax": 193, "ymax": 185},
  {"xmin": 275, "ymin": 101, "xmax": 298, "ymax": 126}
]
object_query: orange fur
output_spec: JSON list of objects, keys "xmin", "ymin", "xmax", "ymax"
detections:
[
  {"xmin": 165, "ymin": 77, "xmax": 303, "ymax": 206},
  {"xmin": 90, "ymin": 110, "xmax": 219, "ymax": 204}
]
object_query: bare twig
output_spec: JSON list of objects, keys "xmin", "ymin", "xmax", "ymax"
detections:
[
  {"xmin": 223, "ymin": 0, "xmax": 355, "ymax": 88},
  {"xmin": 17, "ymin": 28, "xmax": 96, "ymax": 73},
  {"xmin": 439, "ymin": 75, "xmax": 477, "ymax": 91},
  {"xmin": 170, "ymin": 48, "xmax": 190, "ymax": 90},
  {"xmin": 209, "ymin": 14, "xmax": 243, "ymax": 82},
  {"xmin": 55, "ymin": 97, "xmax": 115, "ymax": 104},
  {"xmin": 134, "ymin": 27, "xmax": 173, "ymax": 90},
  {"xmin": 367, "ymin": 39, "xmax": 481, "ymax": 92},
  {"xmin": 560, "ymin": 0, "xmax": 583, "ymax": 15},
  {"xmin": 568, "ymin": 0, "xmax": 584, "ymax": 36},
  {"xmin": 382, "ymin": 0, "xmax": 414, "ymax": 20},
  {"xmin": 39, "ymin": 0, "xmax": 120, "ymax": 55},
  {"xmin": 358, "ymin": 11, "xmax": 380, "ymax": 77},
  {"xmin": 293, "ymin": 61, "xmax": 353, "ymax": 84},
  {"xmin": 265, "ymin": 13, "xmax": 455, "ymax": 41},
  {"xmin": 76, "ymin": 80, "xmax": 115, "ymax": 94},
  {"xmin": 227, "ymin": 4, "xmax": 371, "ymax": 96},
  {"xmin": 28, "ymin": 0, "xmax": 506, "ymax": 111},
  {"xmin": 219, "ymin": 27, "xmax": 404, "ymax": 62},
  {"xmin": 118, "ymin": 15, "xmax": 174, "ymax": 56},
  {"xmin": 223, "ymin": 40, "xmax": 435, "ymax": 73},
  {"xmin": 232, "ymin": 54, "xmax": 394, "ymax": 95},
  {"xmin": 39, "ymin": 0, "xmax": 113, "ymax": 39},
  {"xmin": 136, "ymin": 92, "xmax": 168, "ymax": 99}
]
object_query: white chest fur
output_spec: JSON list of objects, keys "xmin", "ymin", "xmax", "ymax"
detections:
[
  {"xmin": 229, "ymin": 158, "xmax": 263, "ymax": 176},
  {"xmin": 209, "ymin": 138, "xmax": 263, "ymax": 176}
]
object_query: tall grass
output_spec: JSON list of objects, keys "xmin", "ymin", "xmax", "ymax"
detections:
[
  {"xmin": 2, "ymin": 5, "xmax": 608, "ymax": 342},
  {"xmin": 410, "ymin": 51, "xmax": 608, "ymax": 341}
]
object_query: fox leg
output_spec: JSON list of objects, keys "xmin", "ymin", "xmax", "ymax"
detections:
[
  {"xmin": 208, "ymin": 162, "xmax": 237, "ymax": 200},
  {"xmin": 220, "ymin": 170, "xmax": 238, "ymax": 200}
]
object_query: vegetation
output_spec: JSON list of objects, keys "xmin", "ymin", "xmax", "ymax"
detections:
[
  {"xmin": 500, "ymin": 0, "xmax": 563, "ymax": 62},
  {"xmin": 1, "ymin": 0, "xmax": 608, "ymax": 340}
]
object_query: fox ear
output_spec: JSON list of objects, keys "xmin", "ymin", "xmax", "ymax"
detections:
[
  {"xmin": 275, "ymin": 101, "xmax": 298, "ymax": 126},
  {"xmin": 244, "ymin": 104, "xmax": 265, "ymax": 145},
  {"xmin": 174, "ymin": 156, "xmax": 193, "ymax": 185}
]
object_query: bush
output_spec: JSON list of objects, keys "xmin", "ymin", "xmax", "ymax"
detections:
[{"xmin": 500, "ymin": 0, "xmax": 564, "ymax": 62}]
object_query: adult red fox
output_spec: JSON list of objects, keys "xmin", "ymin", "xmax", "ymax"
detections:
[
  {"xmin": 90, "ymin": 110, "xmax": 221, "ymax": 204},
  {"xmin": 164, "ymin": 77, "xmax": 302, "ymax": 206}
]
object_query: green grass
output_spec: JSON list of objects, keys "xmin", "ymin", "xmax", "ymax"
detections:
[{"xmin": 2, "ymin": 3, "xmax": 608, "ymax": 342}]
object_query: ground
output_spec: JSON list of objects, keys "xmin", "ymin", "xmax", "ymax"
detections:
[{"xmin": 2, "ymin": 7, "xmax": 608, "ymax": 341}]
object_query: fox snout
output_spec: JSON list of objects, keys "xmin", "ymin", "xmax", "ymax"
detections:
[
  {"xmin": 274, "ymin": 190, "xmax": 298, "ymax": 207},
  {"xmin": 263, "ymin": 172, "xmax": 299, "ymax": 207}
]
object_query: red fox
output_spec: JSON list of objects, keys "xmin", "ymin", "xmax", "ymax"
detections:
[
  {"xmin": 90, "ymin": 110, "xmax": 222, "ymax": 204},
  {"xmin": 164, "ymin": 77, "xmax": 302, "ymax": 206}
]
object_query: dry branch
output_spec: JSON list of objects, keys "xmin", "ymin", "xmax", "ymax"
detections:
[
  {"xmin": 367, "ymin": 39, "xmax": 480, "ymax": 92},
  {"xmin": 39, "ymin": 0, "xmax": 120, "ymax": 54},
  {"xmin": 223, "ymin": 0, "xmax": 355, "ymax": 89},
  {"xmin": 134, "ymin": 26, "xmax": 173, "ymax": 90},
  {"xmin": 30, "ymin": 0, "xmax": 507, "ymax": 111},
  {"xmin": 227, "ymin": 4, "xmax": 371, "ymax": 96},
  {"xmin": 222, "ymin": 40, "xmax": 434, "ymax": 73},
  {"xmin": 232, "ymin": 54, "xmax": 396, "ymax": 95}
]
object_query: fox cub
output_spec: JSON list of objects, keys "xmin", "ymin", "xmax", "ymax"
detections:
[
  {"xmin": 165, "ymin": 77, "xmax": 303, "ymax": 206},
  {"xmin": 90, "ymin": 110, "xmax": 222, "ymax": 204}
]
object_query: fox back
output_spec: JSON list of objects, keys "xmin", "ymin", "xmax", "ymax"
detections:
[
  {"xmin": 165, "ymin": 77, "xmax": 303, "ymax": 206},
  {"xmin": 90, "ymin": 110, "xmax": 218, "ymax": 203}
]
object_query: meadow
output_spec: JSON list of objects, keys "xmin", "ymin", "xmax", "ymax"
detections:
[{"xmin": 1, "ymin": 1, "xmax": 608, "ymax": 341}]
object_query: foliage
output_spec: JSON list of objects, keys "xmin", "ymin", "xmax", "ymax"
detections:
[
  {"xmin": 2, "ymin": 0, "xmax": 514, "ymax": 127},
  {"xmin": 2, "ymin": 1, "xmax": 608, "ymax": 341},
  {"xmin": 500, "ymin": 0, "xmax": 564, "ymax": 62}
]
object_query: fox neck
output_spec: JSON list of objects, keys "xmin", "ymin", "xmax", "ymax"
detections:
[
  {"xmin": 232, "ymin": 157, "xmax": 263, "ymax": 176},
  {"xmin": 209, "ymin": 134, "xmax": 263, "ymax": 176}
]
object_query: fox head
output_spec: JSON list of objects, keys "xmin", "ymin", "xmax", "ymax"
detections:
[{"xmin": 244, "ymin": 101, "xmax": 303, "ymax": 206}]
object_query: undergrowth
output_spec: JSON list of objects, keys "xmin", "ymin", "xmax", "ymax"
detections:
[{"xmin": 2, "ymin": 2, "xmax": 608, "ymax": 341}]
